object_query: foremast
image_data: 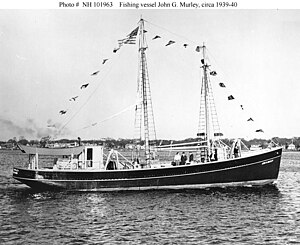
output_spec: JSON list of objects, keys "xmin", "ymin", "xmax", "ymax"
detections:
[{"xmin": 134, "ymin": 18, "xmax": 156, "ymax": 167}]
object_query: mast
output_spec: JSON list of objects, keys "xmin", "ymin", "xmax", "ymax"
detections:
[
  {"xmin": 140, "ymin": 19, "xmax": 150, "ymax": 166},
  {"xmin": 199, "ymin": 44, "xmax": 210, "ymax": 161},
  {"xmin": 135, "ymin": 18, "xmax": 156, "ymax": 167},
  {"xmin": 202, "ymin": 45, "xmax": 210, "ymax": 152},
  {"xmin": 197, "ymin": 44, "xmax": 223, "ymax": 162}
]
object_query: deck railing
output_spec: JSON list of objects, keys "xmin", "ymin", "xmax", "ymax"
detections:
[{"xmin": 55, "ymin": 159, "xmax": 104, "ymax": 170}]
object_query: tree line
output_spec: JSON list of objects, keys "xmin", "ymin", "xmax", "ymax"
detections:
[{"xmin": 0, "ymin": 136, "xmax": 298, "ymax": 150}]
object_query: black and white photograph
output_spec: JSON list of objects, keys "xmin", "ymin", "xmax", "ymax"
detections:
[{"xmin": 0, "ymin": 1, "xmax": 300, "ymax": 244}]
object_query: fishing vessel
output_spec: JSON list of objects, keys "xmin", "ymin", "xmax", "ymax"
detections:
[{"xmin": 13, "ymin": 18, "xmax": 282, "ymax": 191}]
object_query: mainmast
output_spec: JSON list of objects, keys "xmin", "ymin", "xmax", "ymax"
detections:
[
  {"xmin": 135, "ymin": 18, "xmax": 156, "ymax": 167},
  {"xmin": 202, "ymin": 45, "xmax": 210, "ymax": 151},
  {"xmin": 198, "ymin": 44, "xmax": 222, "ymax": 162}
]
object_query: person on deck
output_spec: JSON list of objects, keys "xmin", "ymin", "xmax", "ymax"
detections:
[
  {"xmin": 107, "ymin": 160, "xmax": 117, "ymax": 170},
  {"xmin": 189, "ymin": 152, "xmax": 194, "ymax": 164},
  {"xmin": 181, "ymin": 152, "xmax": 187, "ymax": 165},
  {"xmin": 234, "ymin": 143, "xmax": 239, "ymax": 158},
  {"xmin": 107, "ymin": 154, "xmax": 117, "ymax": 170},
  {"xmin": 174, "ymin": 152, "xmax": 181, "ymax": 166},
  {"xmin": 214, "ymin": 149, "xmax": 218, "ymax": 161}
]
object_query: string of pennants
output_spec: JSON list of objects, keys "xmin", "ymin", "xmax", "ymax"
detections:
[
  {"xmin": 52, "ymin": 26, "xmax": 142, "ymax": 133},
  {"xmin": 56, "ymin": 57, "xmax": 110, "ymax": 117},
  {"xmin": 142, "ymin": 24, "xmax": 265, "ymax": 134},
  {"xmin": 53, "ymin": 23, "xmax": 264, "ymax": 135},
  {"xmin": 212, "ymin": 74, "xmax": 264, "ymax": 133}
]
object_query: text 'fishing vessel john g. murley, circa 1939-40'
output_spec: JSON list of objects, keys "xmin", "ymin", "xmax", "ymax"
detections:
[{"xmin": 13, "ymin": 18, "xmax": 282, "ymax": 191}]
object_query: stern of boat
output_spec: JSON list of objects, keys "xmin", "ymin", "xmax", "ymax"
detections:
[{"xmin": 13, "ymin": 167, "xmax": 64, "ymax": 190}]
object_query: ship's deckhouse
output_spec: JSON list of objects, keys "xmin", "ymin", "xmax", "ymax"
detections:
[{"xmin": 80, "ymin": 146, "xmax": 104, "ymax": 170}]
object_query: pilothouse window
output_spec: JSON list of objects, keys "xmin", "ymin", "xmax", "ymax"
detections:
[{"xmin": 87, "ymin": 148, "xmax": 93, "ymax": 167}]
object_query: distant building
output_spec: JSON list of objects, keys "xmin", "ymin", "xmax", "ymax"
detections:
[
  {"xmin": 125, "ymin": 144, "xmax": 134, "ymax": 150},
  {"xmin": 250, "ymin": 145, "xmax": 262, "ymax": 151},
  {"xmin": 46, "ymin": 142, "xmax": 78, "ymax": 148},
  {"xmin": 1, "ymin": 143, "xmax": 14, "ymax": 149},
  {"xmin": 287, "ymin": 143, "xmax": 296, "ymax": 151}
]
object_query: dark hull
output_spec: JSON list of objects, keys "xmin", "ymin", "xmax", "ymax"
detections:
[{"xmin": 13, "ymin": 148, "xmax": 282, "ymax": 191}]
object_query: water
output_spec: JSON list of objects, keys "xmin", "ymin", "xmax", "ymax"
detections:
[{"xmin": 1, "ymin": 150, "xmax": 300, "ymax": 244}]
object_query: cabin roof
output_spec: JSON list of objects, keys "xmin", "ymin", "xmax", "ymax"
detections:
[{"xmin": 18, "ymin": 144, "xmax": 85, "ymax": 156}]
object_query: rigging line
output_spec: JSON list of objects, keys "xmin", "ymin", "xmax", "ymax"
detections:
[
  {"xmin": 134, "ymin": 41, "xmax": 143, "ymax": 141},
  {"xmin": 57, "ymin": 59, "xmax": 116, "ymax": 130},
  {"xmin": 55, "ymin": 48, "xmax": 126, "ymax": 138},
  {"xmin": 75, "ymin": 101, "xmax": 141, "ymax": 132},
  {"xmin": 206, "ymin": 47, "xmax": 262, "ymax": 132},
  {"xmin": 145, "ymin": 20, "xmax": 199, "ymax": 45},
  {"xmin": 206, "ymin": 47, "xmax": 246, "ymax": 102},
  {"xmin": 156, "ymin": 140, "xmax": 207, "ymax": 148},
  {"xmin": 206, "ymin": 47, "xmax": 233, "ymax": 86}
]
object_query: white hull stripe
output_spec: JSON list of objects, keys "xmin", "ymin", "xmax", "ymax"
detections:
[
  {"xmin": 72, "ymin": 179, "xmax": 278, "ymax": 191},
  {"xmin": 14, "ymin": 177, "xmax": 277, "ymax": 191}
]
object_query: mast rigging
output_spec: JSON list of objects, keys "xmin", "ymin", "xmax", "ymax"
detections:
[{"xmin": 134, "ymin": 18, "xmax": 157, "ymax": 167}]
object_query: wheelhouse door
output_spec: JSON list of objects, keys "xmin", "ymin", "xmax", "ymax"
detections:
[{"xmin": 86, "ymin": 148, "xmax": 93, "ymax": 167}]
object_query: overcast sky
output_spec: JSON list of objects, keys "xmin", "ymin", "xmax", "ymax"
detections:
[{"xmin": 0, "ymin": 9, "xmax": 300, "ymax": 141}]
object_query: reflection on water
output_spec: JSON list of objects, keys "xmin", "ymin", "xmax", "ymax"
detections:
[{"xmin": 1, "ymin": 151, "xmax": 300, "ymax": 244}]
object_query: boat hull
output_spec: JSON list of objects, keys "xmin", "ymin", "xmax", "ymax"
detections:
[{"xmin": 13, "ymin": 148, "xmax": 282, "ymax": 191}]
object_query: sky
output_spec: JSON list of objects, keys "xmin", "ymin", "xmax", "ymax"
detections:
[{"xmin": 0, "ymin": 6, "xmax": 300, "ymax": 141}]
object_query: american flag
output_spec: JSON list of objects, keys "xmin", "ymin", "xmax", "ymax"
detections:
[{"xmin": 118, "ymin": 27, "xmax": 139, "ymax": 47}]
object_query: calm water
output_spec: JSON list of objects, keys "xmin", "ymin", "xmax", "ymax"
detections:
[{"xmin": 0, "ymin": 150, "xmax": 300, "ymax": 244}]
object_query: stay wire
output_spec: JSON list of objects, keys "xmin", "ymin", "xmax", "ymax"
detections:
[
  {"xmin": 55, "ymin": 47, "xmax": 126, "ymax": 138},
  {"xmin": 145, "ymin": 20, "xmax": 199, "ymax": 46},
  {"xmin": 206, "ymin": 47, "xmax": 265, "ymax": 138}
]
